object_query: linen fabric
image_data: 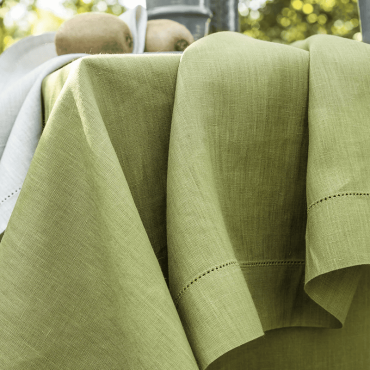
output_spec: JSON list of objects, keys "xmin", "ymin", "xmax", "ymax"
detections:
[
  {"xmin": 0, "ymin": 32, "xmax": 58, "ymax": 92},
  {"xmin": 0, "ymin": 5, "xmax": 147, "ymax": 234},
  {"xmin": 118, "ymin": 4, "xmax": 147, "ymax": 55},
  {"xmin": 0, "ymin": 31, "xmax": 369, "ymax": 369},
  {"xmin": 0, "ymin": 48, "xmax": 90, "ymax": 233}
]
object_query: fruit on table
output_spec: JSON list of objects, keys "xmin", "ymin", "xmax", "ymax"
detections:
[
  {"xmin": 144, "ymin": 19, "xmax": 194, "ymax": 52},
  {"xmin": 55, "ymin": 12, "xmax": 133, "ymax": 55}
]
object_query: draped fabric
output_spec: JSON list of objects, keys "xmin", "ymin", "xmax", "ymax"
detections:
[
  {"xmin": 0, "ymin": 31, "xmax": 369, "ymax": 369},
  {"xmin": 0, "ymin": 5, "xmax": 147, "ymax": 235}
]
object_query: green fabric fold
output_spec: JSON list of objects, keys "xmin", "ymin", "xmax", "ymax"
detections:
[
  {"xmin": 1, "ymin": 31, "xmax": 370, "ymax": 369},
  {"xmin": 0, "ymin": 54, "xmax": 199, "ymax": 369},
  {"xmin": 166, "ymin": 32, "xmax": 309, "ymax": 368},
  {"xmin": 291, "ymin": 34, "xmax": 370, "ymax": 328}
]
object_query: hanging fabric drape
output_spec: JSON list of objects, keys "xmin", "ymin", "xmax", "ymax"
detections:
[{"xmin": 0, "ymin": 31, "xmax": 370, "ymax": 369}]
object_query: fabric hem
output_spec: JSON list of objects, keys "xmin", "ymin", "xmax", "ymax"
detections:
[
  {"xmin": 173, "ymin": 262, "xmax": 265, "ymax": 370},
  {"xmin": 173, "ymin": 259, "xmax": 348, "ymax": 370},
  {"xmin": 305, "ymin": 195, "xmax": 370, "ymax": 327}
]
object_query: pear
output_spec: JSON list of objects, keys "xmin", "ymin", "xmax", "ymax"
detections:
[
  {"xmin": 55, "ymin": 12, "xmax": 133, "ymax": 56},
  {"xmin": 144, "ymin": 19, "xmax": 194, "ymax": 52}
]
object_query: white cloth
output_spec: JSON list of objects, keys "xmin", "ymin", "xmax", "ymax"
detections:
[
  {"xmin": 120, "ymin": 5, "xmax": 147, "ymax": 55},
  {"xmin": 0, "ymin": 5, "xmax": 147, "ymax": 234}
]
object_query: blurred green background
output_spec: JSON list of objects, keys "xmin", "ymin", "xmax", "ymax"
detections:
[{"xmin": 0, "ymin": 0, "xmax": 362, "ymax": 55}]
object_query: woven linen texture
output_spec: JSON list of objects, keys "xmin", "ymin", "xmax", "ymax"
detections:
[{"xmin": 0, "ymin": 32, "xmax": 369, "ymax": 369}]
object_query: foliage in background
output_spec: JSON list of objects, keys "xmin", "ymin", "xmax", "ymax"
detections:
[
  {"xmin": 0, "ymin": 0, "xmax": 127, "ymax": 54},
  {"xmin": 0, "ymin": 0, "xmax": 362, "ymax": 55},
  {"xmin": 239, "ymin": 0, "xmax": 361, "ymax": 43}
]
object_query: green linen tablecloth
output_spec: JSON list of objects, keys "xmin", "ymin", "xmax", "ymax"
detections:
[{"xmin": 0, "ymin": 31, "xmax": 370, "ymax": 369}]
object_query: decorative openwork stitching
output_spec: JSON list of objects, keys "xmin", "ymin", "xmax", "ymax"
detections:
[
  {"xmin": 174, "ymin": 261, "xmax": 239, "ymax": 305},
  {"xmin": 308, "ymin": 192, "xmax": 370, "ymax": 212},
  {"xmin": 0, "ymin": 187, "xmax": 22, "ymax": 204},
  {"xmin": 174, "ymin": 259, "xmax": 305, "ymax": 307},
  {"xmin": 240, "ymin": 260, "xmax": 305, "ymax": 267}
]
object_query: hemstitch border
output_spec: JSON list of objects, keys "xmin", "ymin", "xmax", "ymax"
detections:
[{"xmin": 174, "ymin": 259, "xmax": 305, "ymax": 307}]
